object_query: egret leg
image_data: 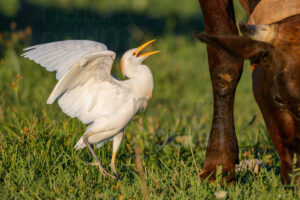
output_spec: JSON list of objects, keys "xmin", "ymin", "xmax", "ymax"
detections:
[
  {"xmin": 110, "ymin": 132, "xmax": 124, "ymax": 179},
  {"xmin": 111, "ymin": 152, "xmax": 118, "ymax": 178},
  {"xmin": 83, "ymin": 132, "xmax": 118, "ymax": 179}
]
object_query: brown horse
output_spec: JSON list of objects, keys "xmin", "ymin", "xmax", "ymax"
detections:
[{"xmin": 197, "ymin": 0, "xmax": 300, "ymax": 184}]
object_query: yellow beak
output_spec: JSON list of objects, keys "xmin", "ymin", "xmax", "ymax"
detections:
[{"xmin": 134, "ymin": 39, "xmax": 160, "ymax": 57}]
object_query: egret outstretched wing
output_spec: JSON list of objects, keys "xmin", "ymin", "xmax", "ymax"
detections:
[
  {"xmin": 22, "ymin": 40, "xmax": 108, "ymax": 80},
  {"xmin": 22, "ymin": 40, "xmax": 131, "ymax": 124}
]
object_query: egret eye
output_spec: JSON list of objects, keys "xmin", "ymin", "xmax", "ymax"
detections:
[{"xmin": 133, "ymin": 52, "xmax": 137, "ymax": 56}]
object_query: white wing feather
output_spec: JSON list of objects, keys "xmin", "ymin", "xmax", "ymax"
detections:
[
  {"xmin": 22, "ymin": 40, "xmax": 132, "ymax": 125},
  {"xmin": 22, "ymin": 40, "xmax": 108, "ymax": 80},
  {"xmin": 46, "ymin": 51, "xmax": 116, "ymax": 104}
]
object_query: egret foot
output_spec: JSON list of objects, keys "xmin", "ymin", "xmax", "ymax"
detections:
[
  {"xmin": 110, "ymin": 163, "xmax": 120, "ymax": 180},
  {"xmin": 110, "ymin": 152, "xmax": 120, "ymax": 180},
  {"xmin": 88, "ymin": 161, "xmax": 118, "ymax": 179},
  {"xmin": 83, "ymin": 132, "xmax": 118, "ymax": 180}
]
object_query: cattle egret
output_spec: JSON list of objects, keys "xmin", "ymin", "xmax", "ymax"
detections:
[{"xmin": 22, "ymin": 39, "xmax": 160, "ymax": 179}]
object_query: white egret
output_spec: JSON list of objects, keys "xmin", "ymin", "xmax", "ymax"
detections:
[{"xmin": 22, "ymin": 39, "xmax": 160, "ymax": 179}]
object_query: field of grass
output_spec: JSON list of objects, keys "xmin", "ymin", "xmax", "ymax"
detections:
[{"xmin": 1, "ymin": 0, "xmax": 300, "ymax": 199}]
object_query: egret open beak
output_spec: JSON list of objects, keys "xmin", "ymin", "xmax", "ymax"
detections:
[{"xmin": 134, "ymin": 39, "xmax": 160, "ymax": 57}]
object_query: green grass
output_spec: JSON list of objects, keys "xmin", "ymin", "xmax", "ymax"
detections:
[
  {"xmin": 1, "ymin": 34, "xmax": 299, "ymax": 199},
  {"xmin": 0, "ymin": 1, "xmax": 300, "ymax": 199}
]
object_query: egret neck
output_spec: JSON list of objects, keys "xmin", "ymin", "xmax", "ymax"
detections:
[{"xmin": 120, "ymin": 40, "xmax": 159, "ymax": 109}]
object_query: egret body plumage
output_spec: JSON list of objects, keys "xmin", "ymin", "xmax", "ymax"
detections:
[{"xmin": 22, "ymin": 40, "xmax": 160, "ymax": 179}]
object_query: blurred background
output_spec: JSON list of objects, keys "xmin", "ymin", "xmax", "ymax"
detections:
[{"xmin": 0, "ymin": 0, "xmax": 246, "ymax": 54}]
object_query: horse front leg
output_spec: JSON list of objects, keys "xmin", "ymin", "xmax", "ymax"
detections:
[{"xmin": 198, "ymin": 0, "xmax": 244, "ymax": 182}]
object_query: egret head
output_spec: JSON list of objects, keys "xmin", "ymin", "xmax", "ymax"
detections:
[{"xmin": 121, "ymin": 40, "xmax": 160, "ymax": 77}]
